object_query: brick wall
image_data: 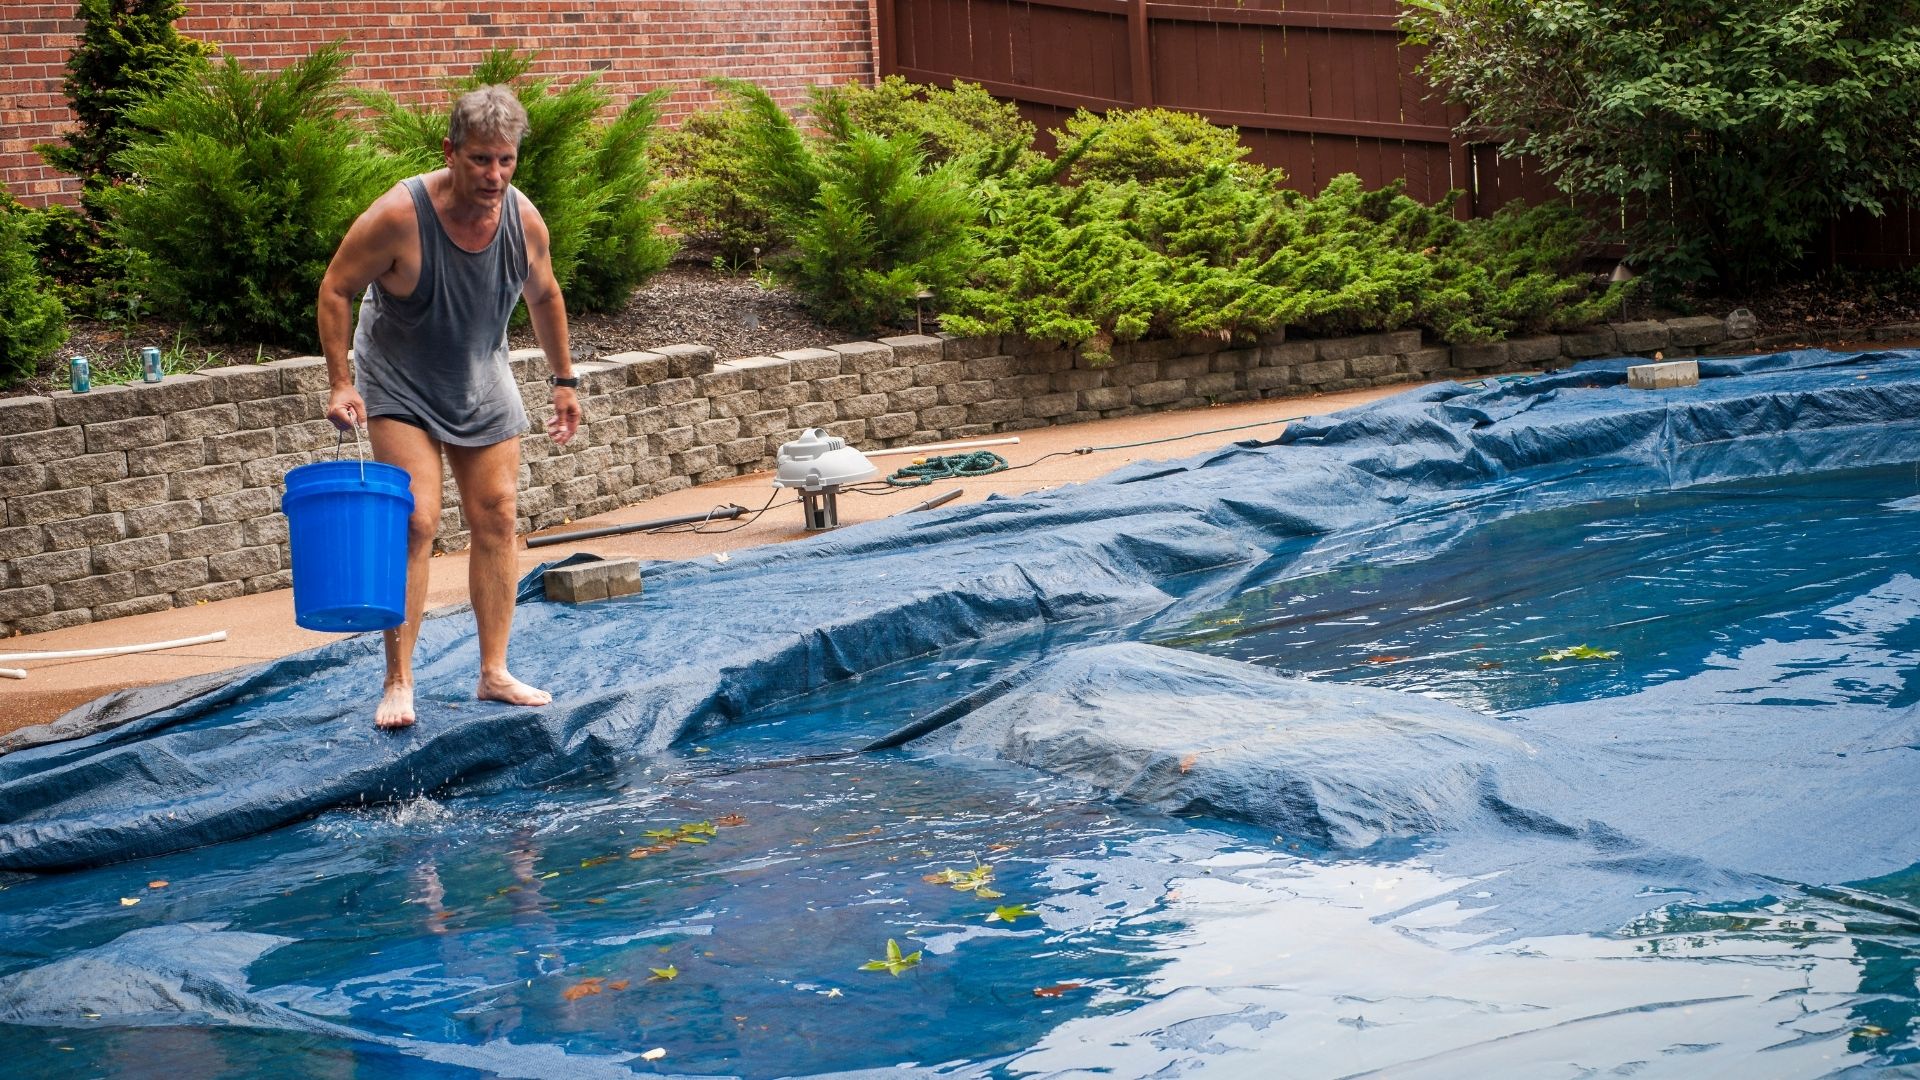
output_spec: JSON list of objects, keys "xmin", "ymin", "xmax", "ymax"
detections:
[
  {"xmin": 0, "ymin": 314, "xmax": 1793, "ymax": 637},
  {"xmin": 1, "ymin": 1, "xmax": 877, "ymax": 205}
]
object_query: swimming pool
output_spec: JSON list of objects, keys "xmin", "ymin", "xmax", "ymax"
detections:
[{"xmin": 4, "ymin": 351, "xmax": 1920, "ymax": 1076}]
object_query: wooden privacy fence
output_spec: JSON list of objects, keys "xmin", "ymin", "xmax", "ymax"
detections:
[{"xmin": 874, "ymin": 0, "xmax": 1915, "ymax": 268}]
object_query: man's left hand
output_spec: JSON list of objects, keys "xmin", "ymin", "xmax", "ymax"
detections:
[{"xmin": 547, "ymin": 387, "xmax": 581, "ymax": 444}]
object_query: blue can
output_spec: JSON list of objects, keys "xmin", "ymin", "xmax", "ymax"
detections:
[
  {"xmin": 69, "ymin": 356, "xmax": 90, "ymax": 394},
  {"xmin": 141, "ymin": 346, "xmax": 163, "ymax": 384}
]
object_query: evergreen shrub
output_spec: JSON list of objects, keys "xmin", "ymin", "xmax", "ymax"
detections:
[
  {"xmin": 362, "ymin": 50, "xmax": 675, "ymax": 313},
  {"xmin": 0, "ymin": 193, "xmax": 70, "ymax": 383},
  {"xmin": 98, "ymin": 45, "xmax": 397, "ymax": 345},
  {"xmin": 654, "ymin": 103, "xmax": 778, "ymax": 272}
]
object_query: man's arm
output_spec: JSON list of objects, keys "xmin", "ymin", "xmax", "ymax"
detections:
[
  {"xmin": 519, "ymin": 200, "xmax": 580, "ymax": 444},
  {"xmin": 316, "ymin": 187, "xmax": 410, "ymax": 430}
]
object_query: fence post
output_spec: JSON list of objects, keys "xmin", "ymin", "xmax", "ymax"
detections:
[
  {"xmin": 875, "ymin": 0, "xmax": 896, "ymax": 78},
  {"xmin": 1129, "ymin": 0, "xmax": 1153, "ymax": 107}
]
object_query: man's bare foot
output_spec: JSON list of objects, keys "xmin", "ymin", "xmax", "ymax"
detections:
[
  {"xmin": 477, "ymin": 671, "xmax": 553, "ymax": 707},
  {"xmin": 376, "ymin": 683, "xmax": 416, "ymax": 730}
]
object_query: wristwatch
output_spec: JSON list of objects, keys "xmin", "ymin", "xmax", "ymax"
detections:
[{"xmin": 547, "ymin": 375, "xmax": 580, "ymax": 388}]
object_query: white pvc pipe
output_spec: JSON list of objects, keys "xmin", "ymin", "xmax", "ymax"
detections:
[
  {"xmin": 0, "ymin": 668, "xmax": 24, "ymax": 680},
  {"xmin": 864, "ymin": 436, "xmax": 1021, "ymax": 460},
  {"xmin": 0, "ymin": 630, "xmax": 228, "ymax": 664}
]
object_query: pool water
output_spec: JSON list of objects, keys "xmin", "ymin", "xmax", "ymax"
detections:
[{"xmin": 4, "ymin": 464, "xmax": 1920, "ymax": 1077}]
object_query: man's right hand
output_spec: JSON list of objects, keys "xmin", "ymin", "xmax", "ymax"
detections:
[{"xmin": 327, "ymin": 387, "xmax": 368, "ymax": 431}]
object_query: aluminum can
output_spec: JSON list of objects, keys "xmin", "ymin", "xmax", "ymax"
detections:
[
  {"xmin": 141, "ymin": 346, "xmax": 163, "ymax": 384},
  {"xmin": 69, "ymin": 356, "xmax": 90, "ymax": 394}
]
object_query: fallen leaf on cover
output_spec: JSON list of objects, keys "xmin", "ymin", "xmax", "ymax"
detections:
[
  {"xmin": 859, "ymin": 938, "xmax": 922, "ymax": 976},
  {"xmin": 1178, "ymin": 753, "xmax": 1198, "ymax": 773},
  {"xmin": 119, "ymin": 897, "xmax": 140, "ymax": 907},
  {"xmin": 608, "ymin": 980, "xmax": 629, "ymax": 991},
  {"xmin": 650, "ymin": 965, "xmax": 679, "ymax": 981},
  {"xmin": 715, "ymin": 813, "xmax": 747, "ymax": 827},
  {"xmin": 1366, "ymin": 655, "xmax": 1404, "ymax": 664},
  {"xmin": 641, "ymin": 1048, "xmax": 666, "ymax": 1061},
  {"xmin": 147, "ymin": 881, "xmax": 168, "ymax": 889},
  {"xmin": 1536, "ymin": 644, "xmax": 1619, "ymax": 662},
  {"xmin": 1032, "ymin": 982, "xmax": 1084, "ymax": 998},
  {"xmin": 562, "ymin": 978, "xmax": 604, "ymax": 1001}
]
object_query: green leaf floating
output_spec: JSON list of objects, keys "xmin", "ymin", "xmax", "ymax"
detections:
[
  {"xmin": 988, "ymin": 904, "xmax": 1034, "ymax": 923},
  {"xmin": 859, "ymin": 938, "xmax": 923, "ymax": 976},
  {"xmin": 1536, "ymin": 644, "xmax": 1620, "ymax": 662}
]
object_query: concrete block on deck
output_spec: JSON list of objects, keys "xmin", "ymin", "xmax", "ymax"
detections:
[
  {"xmin": 543, "ymin": 557, "xmax": 644, "ymax": 604},
  {"xmin": 1627, "ymin": 360, "xmax": 1700, "ymax": 390}
]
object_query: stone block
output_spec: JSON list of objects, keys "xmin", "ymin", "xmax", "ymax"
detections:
[
  {"xmin": 993, "ymin": 373, "xmax": 1053, "ymax": 399},
  {"xmin": 236, "ymin": 394, "xmax": 315, "ymax": 431},
  {"xmin": 653, "ymin": 426, "xmax": 695, "ymax": 455},
  {"xmin": 941, "ymin": 380, "xmax": 994, "ymax": 406},
  {"xmin": 1, "ymin": 426, "xmax": 86, "ymax": 465},
  {"xmin": 1377, "ymin": 330, "xmax": 1424, "ymax": 354},
  {"xmin": 14, "ymin": 546, "xmax": 90, "ymax": 586},
  {"xmin": 721, "ymin": 436, "xmax": 769, "ymax": 466},
  {"xmin": 178, "ymin": 581, "xmax": 244, "ymax": 606},
  {"xmin": 0, "ymin": 463, "xmax": 45, "ymax": 498},
  {"xmin": 832, "ymin": 341, "xmax": 896, "ymax": 375},
  {"xmin": 964, "ymin": 355, "xmax": 1020, "ymax": 380},
  {"xmin": 869, "ymin": 412, "xmax": 917, "ymax": 440},
  {"xmin": 1451, "ymin": 343, "xmax": 1511, "ymax": 370},
  {"xmin": 51, "ymin": 571, "xmax": 137, "ymax": 609},
  {"xmin": 739, "ymin": 409, "xmax": 792, "ymax": 436},
  {"xmin": 0, "ymin": 585, "xmax": 54, "ymax": 621},
  {"xmin": 84, "ymin": 415, "xmax": 167, "ymax": 454},
  {"xmin": 13, "ymin": 609, "xmax": 92, "ymax": 634},
  {"xmin": 912, "ymin": 360, "xmax": 965, "ymax": 386},
  {"xmin": 1053, "ymin": 369, "xmax": 1109, "ymax": 392},
  {"xmin": 1627, "ymin": 360, "xmax": 1701, "ymax": 390},
  {"xmin": 790, "ymin": 402, "xmax": 837, "ymax": 428},
  {"xmin": 1026, "ymin": 392, "xmax": 1079, "ymax": 418},
  {"xmin": 875, "ymin": 334, "xmax": 942, "ymax": 365},
  {"xmin": 198, "ymin": 364, "xmax": 282, "ymax": 402},
  {"xmin": 720, "ymin": 354, "xmax": 794, "ymax": 390},
  {"xmin": 653, "ymin": 343, "xmax": 717, "ymax": 379},
  {"xmin": 813, "ymin": 374, "xmax": 863, "ymax": 401},
  {"xmin": 170, "ymin": 521, "xmax": 244, "ymax": 559},
  {"xmin": 1346, "ymin": 354, "xmax": 1397, "ymax": 379},
  {"xmin": 134, "ymin": 559, "xmax": 210, "ymax": 595},
  {"xmin": 938, "ymin": 332, "xmax": 1001, "ymax": 360},
  {"xmin": 93, "ymin": 533, "xmax": 170, "ymax": 573},
  {"xmin": 170, "ymin": 463, "xmax": 244, "ymax": 501},
  {"xmin": 864, "ymin": 367, "xmax": 914, "ymax": 394},
  {"xmin": 167, "ymin": 404, "xmax": 241, "ymax": 441},
  {"xmin": 887, "ymin": 387, "xmax": 940, "ymax": 413},
  {"xmin": 1080, "ymin": 386, "xmax": 1132, "ymax": 411},
  {"xmin": 125, "ymin": 500, "xmax": 202, "ymax": 536},
  {"xmin": 1211, "ymin": 348, "xmax": 1260, "ymax": 373},
  {"xmin": 51, "ymin": 383, "xmax": 141, "ymax": 425},
  {"xmin": 663, "ymin": 399, "xmax": 711, "ymax": 428},
  {"xmin": 758, "ymin": 382, "xmax": 810, "ymax": 409},
  {"xmin": 43, "ymin": 512, "xmax": 126, "ymax": 551},
  {"xmin": 839, "ymin": 393, "xmax": 889, "ymax": 420},
  {"xmin": 778, "ymin": 347, "xmax": 842, "ymax": 381},
  {"xmin": 92, "ymin": 595, "xmax": 176, "ymax": 621},
  {"xmin": 1294, "ymin": 359, "xmax": 1347, "ymax": 385},
  {"xmin": 1610, "ymin": 320, "xmax": 1670, "ymax": 353},
  {"xmin": 966, "ymin": 400, "xmax": 1026, "ymax": 425},
  {"xmin": 602, "ymin": 350, "xmax": 671, "ymax": 386},
  {"xmin": 0, "ymin": 525, "xmax": 43, "ymax": 561},
  {"xmin": 1107, "ymin": 362, "xmax": 1162, "ymax": 387},
  {"xmin": 709, "ymin": 389, "xmax": 766, "ymax": 418},
  {"xmin": 694, "ymin": 368, "xmax": 746, "ymax": 399},
  {"xmin": 244, "ymin": 513, "xmax": 289, "ymax": 547},
  {"xmin": 139, "ymin": 373, "xmax": 221, "ymax": 413},
  {"xmin": 1403, "ymin": 347, "xmax": 1454, "ymax": 374},
  {"xmin": 671, "ymin": 446, "xmax": 721, "ymax": 474},
  {"xmin": 1192, "ymin": 372, "xmax": 1241, "ymax": 398},
  {"xmin": 1162, "ymin": 355, "xmax": 1212, "ymax": 380},
  {"xmin": 1506, "ymin": 336, "xmax": 1565, "ymax": 367},
  {"xmin": 265, "ymin": 357, "xmax": 331, "ymax": 393},
  {"xmin": 1262, "ymin": 341, "xmax": 1317, "ymax": 368},
  {"xmin": 1314, "ymin": 336, "xmax": 1375, "ymax": 363},
  {"xmin": 694, "ymin": 417, "xmax": 741, "ymax": 445},
  {"xmin": 1665, "ymin": 315, "xmax": 1728, "ymax": 348},
  {"xmin": 653, "ymin": 377, "xmax": 697, "ymax": 406},
  {"xmin": 918, "ymin": 404, "xmax": 969, "ymax": 429},
  {"xmin": 1245, "ymin": 367, "xmax": 1296, "ymax": 392},
  {"xmin": 0, "ymin": 397, "xmax": 53, "ymax": 436},
  {"xmin": 1559, "ymin": 328, "xmax": 1618, "ymax": 358},
  {"xmin": 203, "ymin": 487, "xmax": 277, "ymax": 524},
  {"xmin": 10, "ymin": 487, "xmax": 92, "ymax": 526},
  {"xmin": 823, "ymin": 420, "xmax": 867, "ymax": 443}
]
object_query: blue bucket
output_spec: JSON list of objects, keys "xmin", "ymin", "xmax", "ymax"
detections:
[{"xmin": 282, "ymin": 460, "xmax": 415, "ymax": 633}]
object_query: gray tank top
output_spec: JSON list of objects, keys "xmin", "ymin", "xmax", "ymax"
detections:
[{"xmin": 352, "ymin": 175, "xmax": 531, "ymax": 446}]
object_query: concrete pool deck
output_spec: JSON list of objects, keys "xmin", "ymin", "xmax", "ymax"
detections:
[{"xmin": 0, "ymin": 383, "xmax": 1427, "ymax": 736}]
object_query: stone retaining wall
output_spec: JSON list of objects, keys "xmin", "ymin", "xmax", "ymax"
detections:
[{"xmin": 2, "ymin": 312, "xmax": 1905, "ymax": 636}]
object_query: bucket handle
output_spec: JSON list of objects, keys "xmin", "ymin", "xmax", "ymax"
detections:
[{"xmin": 334, "ymin": 407, "xmax": 367, "ymax": 483}]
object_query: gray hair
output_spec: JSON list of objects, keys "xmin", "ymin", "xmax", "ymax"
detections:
[{"xmin": 447, "ymin": 85, "xmax": 529, "ymax": 148}]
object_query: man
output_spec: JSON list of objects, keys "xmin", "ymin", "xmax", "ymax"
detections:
[{"xmin": 318, "ymin": 85, "xmax": 582, "ymax": 730}]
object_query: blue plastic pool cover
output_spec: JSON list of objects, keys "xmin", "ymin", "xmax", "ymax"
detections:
[{"xmin": 3, "ymin": 348, "xmax": 1920, "ymax": 881}]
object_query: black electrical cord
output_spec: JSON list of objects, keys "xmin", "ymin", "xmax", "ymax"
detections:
[{"xmin": 644, "ymin": 488, "xmax": 790, "ymax": 535}]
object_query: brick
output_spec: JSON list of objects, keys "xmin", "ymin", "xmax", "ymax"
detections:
[
  {"xmin": 0, "ymin": 397, "xmax": 53, "ymax": 436},
  {"xmin": 167, "ymin": 404, "xmax": 241, "ymax": 440},
  {"xmin": 15, "ymin": 545, "xmax": 93, "ymax": 588},
  {"xmin": 875, "ymin": 334, "xmax": 942, "ymax": 365},
  {"xmin": 0, "ymin": 426, "xmax": 85, "ymax": 465},
  {"xmin": 127, "ymin": 439, "xmax": 207, "ymax": 476}
]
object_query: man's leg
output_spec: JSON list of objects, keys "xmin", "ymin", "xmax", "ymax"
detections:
[
  {"xmin": 444, "ymin": 436, "xmax": 550, "ymax": 707},
  {"xmin": 368, "ymin": 418, "xmax": 445, "ymax": 729}
]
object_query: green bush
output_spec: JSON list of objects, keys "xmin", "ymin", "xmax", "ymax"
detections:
[
  {"xmin": 35, "ymin": 0, "xmax": 209, "ymax": 318},
  {"xmin": 97, "ymin": 45, "xmax": 398, "ymax": 345},
  {"xmin": 362, "ymin": 49, "xmax": 675, "ymax": 312},
  {"xmin": 809, "ymin": 76, "xmax": 1037, "ymax": 166},
  {"xmin": 653, "ymin": 103, "xmax": 778, "ymax": 272},
  {"xmin": 1056, "ymin": 106, "xmax": 1252, "ymax": 185},
  {"xmin": 943, "ymin": 149, "xmax": 1620, "ymax": 358},
  {"xmin": 717, "ymin": 79, "xmax": 981, "ymax": 332},
  {"xmin": 0, "ymin": 193, "xmax": 70, "ymax": 383},
  {"xmin": 1405, "ymin": 0, "xmax": 1920, "ymax": 289}
]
